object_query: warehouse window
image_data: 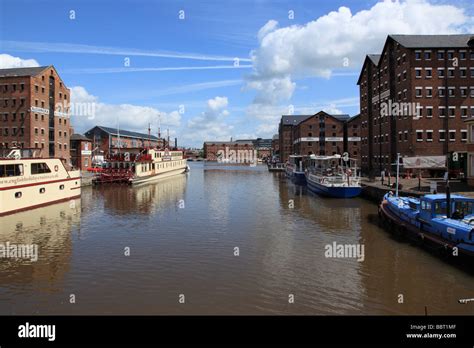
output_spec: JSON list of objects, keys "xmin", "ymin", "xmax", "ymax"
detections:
[{"xmin": 416, "ymin": 130, "xmax": 423, "ymax": 142}]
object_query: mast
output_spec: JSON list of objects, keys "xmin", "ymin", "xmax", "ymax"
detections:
[
  {"xmin": 395, "ymin": 153, "xmax": 400, "ymax": 197},
  {"xmin": 117, "ymin": 117, "xmax": 121, "ymax": 154},
  {"xmin": 148, "ymin": 123, "xmax": 151, "ymax": 149}
]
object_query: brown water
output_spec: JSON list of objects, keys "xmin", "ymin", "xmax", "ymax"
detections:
[{"xmin": 0, "ymin": 162, "xmax": 473, "ymax": 315}]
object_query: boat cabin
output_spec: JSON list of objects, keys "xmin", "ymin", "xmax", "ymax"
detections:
[
  {"xmin": 288, "ymin": 155, "xmax": 305, "ymax": 172},
  {"xmin": 419, "ymin": 194, "xmax": 474, "ymax": 221}
]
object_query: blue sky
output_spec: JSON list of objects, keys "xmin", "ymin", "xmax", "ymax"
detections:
[{"xmin": 1, "ymin": 0, "xmax": 473, "ymax": 147}]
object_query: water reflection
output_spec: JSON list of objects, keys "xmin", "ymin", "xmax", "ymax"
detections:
[
  {"xmin": 94, "ymin": 173, "xmax": 188, "ymax": 215},
  {"xmin": 0, "ymin": 199, "xmax": 81, "ymax": 288},
  {"xmin": 0, "ymin": 163, "xmax": 472, "ymax": 315}
]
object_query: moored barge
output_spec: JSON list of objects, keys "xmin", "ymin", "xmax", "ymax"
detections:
[{"xmin": 379, "ymin": 192, "xmax": 474, "ymax": 257}]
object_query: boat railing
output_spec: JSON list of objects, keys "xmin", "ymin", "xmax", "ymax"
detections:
[{"xmin": 0, "ymin": 148, "xmax": 44, "ymax": 159}]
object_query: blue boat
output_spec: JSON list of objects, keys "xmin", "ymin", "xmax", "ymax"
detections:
[
  {"xmin": 305, "ymin": 154, "xmax": 362, "ymax": 198},
  {"xmin": 285, "ymin": 155, "xmax": 306, "ymax": 185},
  {"xmin": 379, "ymin": 192, "xmax": 474, "ymax": 257}
]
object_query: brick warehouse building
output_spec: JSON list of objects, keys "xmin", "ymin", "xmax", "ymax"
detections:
[
  {"xmin": 278, "ymin": 111, "xmax": 360, "ymax": 163},
  {"xmin": 84, "ymin": 125, "xmax": 167, "ymax": 156},
  {"xmin": 358, "ymin": 34, "xmax": 474, "ymax": 177},
  {"xmin": 0, "ymin": 66, "xmax": 72, "ymax": 163}
]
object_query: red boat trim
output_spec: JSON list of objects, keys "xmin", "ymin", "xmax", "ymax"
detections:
[
  {"xmin": 0, "ymin": 177, "xmax": 81, "ymax": 191},
  {"xmin": 0, "ymin": 194, "xmax": 81, "ymax": 217}
]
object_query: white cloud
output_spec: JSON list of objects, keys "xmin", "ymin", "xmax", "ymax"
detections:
[
  {"xmin": 246, "ymin": 76, "xmax": 295, "ymax": 105},
  {"xmin": 257, "ymin": 20, "xmax": 279, "ymax": 42},
  {"xmin": 247, "ymin": 0, "xmax": 472, "ymax": 106},
  {"xmin": 184, "ymin": 96, "xmax": 233, "ymax": 144},
  {"xmin": 0, "ymin": 54, "xmax": 39, "ymax": 68},
  {"xmin": 322, "ymin": 104, "xmax": 343, "ymax": 115},
  {"xmin": 70, "ymin": 86, "xmax": 181, "ymax": 134}
]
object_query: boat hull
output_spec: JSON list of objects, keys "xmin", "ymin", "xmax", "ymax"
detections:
[
  {"xmin": 288, "ymin": 171, "xmax": 307, "ymax": 185},
  {"xmin": 0, "ymin": 171, "xmax": 81, "ymax": 217},
  {"xmin": 131, "ymin": 167, "xmax": 187, "ymax": 185},
  {"xmin": 379, "ymin": 196, "xmax": 474, "ymax": 258},
  {"xmin": 306, "ymin": 178, "xmax": 362, "ymax": 198}
]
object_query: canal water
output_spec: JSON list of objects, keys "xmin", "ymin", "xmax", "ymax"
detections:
[{"xmin": 0, "ymin": 162, "xmax": 473, "ymax": 315}]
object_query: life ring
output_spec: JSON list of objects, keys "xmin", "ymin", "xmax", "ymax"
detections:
[{"xmin": 54, "ymin": 165, "xmax": 59, "ymax": 172}]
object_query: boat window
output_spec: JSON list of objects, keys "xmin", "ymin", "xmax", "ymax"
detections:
[
  {"xmin": 434, "ymin": 202, "xmax": 447, "ymax": 217},
  {"xmin": 421, "ymin": 201, "xmax": 431, "ymax": 210},
  {"xmin": 0, "ymin": 164, "xmax": 24, "ymax": 177},
  {"xmin": 31, "ymin": 163, "xmax": 51, "ymax": 174},
  {"xmin": 454, "ymin": 201, "xmax": 474, "ymax": 216},
  {"xmin": 39, "ymin": 188, "xmax": 45, "ymax": 194},
  {"xmin": 59, "ymin": 185, "xmax": 65, "ymax": 190},
  {"xmin": 15, "ymin": 192, "xmax": 22, "ymax": 198}
]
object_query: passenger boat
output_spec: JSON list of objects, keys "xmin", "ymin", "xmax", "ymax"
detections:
[
  {"xmin": 379, "ymin": 192, "xmax": 474, "ymax": 257},
  {"xmin": 286, "ymin": 155, "xmax": 306, "ymax": 185},
  {"xmin": 0, "ymin": 148, "xmax": 81, "ymax": 217},
  {"xmin": 93, "ymin": 147, "xmax": 188, "ymax": 185},
  {"xmin": 305, "ymin": 154, "xmax": 362, "ymax": 198}
]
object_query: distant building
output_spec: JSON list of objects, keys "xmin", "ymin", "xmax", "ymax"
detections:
[
  {"xmin": 84, "ymin": 125, "xmax": 167, "ymax": 156},
  {"xmin": 292, "ymin": 111, "xmax": 350, "ymax": 156},
  {"xmin": 278, "ymin": 112, "xmax": 358, "ymax": 162},
  {"xmin": 271, "ymin": 134, "xmax": 279, "ymax": 158},
  {"xmin": 0, "ymin": 65, "xmax": 72, "ymax": 163},
  {"xmin": 235, "ymin": 138, "xmax": 272, "ymax": 159},
  {"xmin": 345, "ymin": 114, "xmax": 362, "ymax": 164},
  {"xmin": 203, "ymin": 141, "xmax": 254, "ymax": 161},
  {"xmin": 278, "ymin": 115, "xmax": 311, "ymax": 162},
  {"xmin": 70, "ymin": 133, "xmax": 92, "ymax": 170}
]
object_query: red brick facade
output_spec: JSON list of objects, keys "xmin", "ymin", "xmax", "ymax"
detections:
[
  {"xmin": 0, "ymin": 66, "xmax": 72, "ymax": 163},
  {"xmin": 203, "ymin": 141, "xmax": 254, "ymax": 161},
  {"xmin": 70, "ymin": 134, "xmax": 92, "ymax": 170},
  {"xmin": 278, "ymin": 112, "xmax": 358, "ymax": 162},
  {"xmin": 358, "ymin": 35, "xmax": 474, "ymax": 176}
]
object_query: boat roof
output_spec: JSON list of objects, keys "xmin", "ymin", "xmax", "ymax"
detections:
[
  {"xmin": 423, "ymin": 194, "xmax": 474, "ymax": 201},
  {"xmin": 308, "ymin": 154, "xmax": 342, "ymax": 160}
]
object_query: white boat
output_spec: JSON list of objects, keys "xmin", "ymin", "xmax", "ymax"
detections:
[
  {"xmin": 93, "ymin": 147, "xmax": 188, "ymax": 185},
  {"xmin": 305, "ymin": 154, "xmax": 362, "ymax": 198},
  {"xmin": 0, "ymin": 148, "xmax": 81, "ymax": 216}
]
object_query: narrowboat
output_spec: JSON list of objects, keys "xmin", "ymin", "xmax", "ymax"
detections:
[
  {"xmin": 379, "ymin": 192, "xmax": 474, "ymax": 257},
  {"xmin": 285, "ymin": 155, "xmax": 306, "ymax": 185},
  {"xmin": 305, "ymin": 154, "xmax": 362, "ymax": 198}
]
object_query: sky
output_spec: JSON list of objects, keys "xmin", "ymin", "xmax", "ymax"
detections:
[{"xmin": 0, "ymin": 0, "xmax": 473, "ymax": 147}]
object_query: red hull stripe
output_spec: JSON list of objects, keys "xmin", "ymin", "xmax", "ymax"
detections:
[{"xmin": 0, "ymin": 177, "xmax": 81, "ymax": 191}]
